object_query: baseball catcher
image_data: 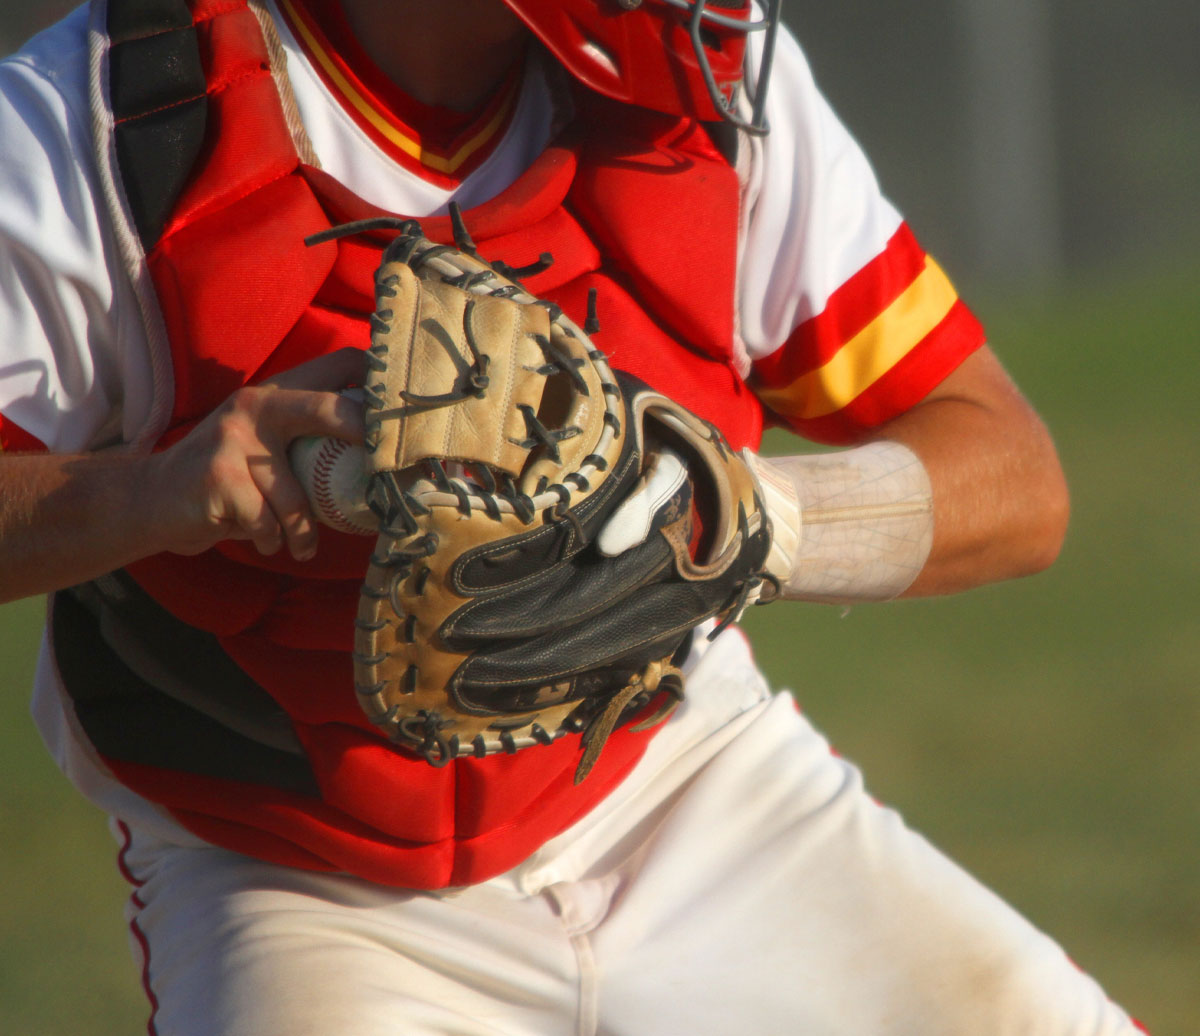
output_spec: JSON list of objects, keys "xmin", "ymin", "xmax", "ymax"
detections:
[{"xmin": 0, "ymin": 0, "xmax": 1141, "ymax": 1031}]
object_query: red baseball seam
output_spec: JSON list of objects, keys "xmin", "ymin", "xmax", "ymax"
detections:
[{"xmin": 312, "ymin": 439, "xmax": 360, "ymax": 532}]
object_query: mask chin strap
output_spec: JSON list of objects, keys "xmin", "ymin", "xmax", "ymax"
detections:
[{"xmin": 661, "ymin": 0, "xmax": 782, "ymax": 136}]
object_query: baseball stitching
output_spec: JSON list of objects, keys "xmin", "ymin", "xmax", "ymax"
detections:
[{"xmin": 311, "ymin": 438, "xmax": 367, "ymax": 534}]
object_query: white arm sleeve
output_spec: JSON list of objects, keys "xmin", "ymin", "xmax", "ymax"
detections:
[{"xmin": 746, "ymin": 443, "xmax": 934, "ymax": 603}]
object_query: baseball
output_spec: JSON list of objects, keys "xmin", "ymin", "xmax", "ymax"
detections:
[{"xmin": 288, "ymin": 435, "xmax": 377, "ymax": 535}]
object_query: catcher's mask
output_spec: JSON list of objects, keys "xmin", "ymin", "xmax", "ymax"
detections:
[{"xmin": 500, "ymin": 0, "xmax": 781, "ymax": 134}]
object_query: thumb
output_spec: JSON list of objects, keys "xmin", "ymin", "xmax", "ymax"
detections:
[
  {"xmin": 597, "ymin": 447, "xmax": 689, "ymax": 557},
  {"xmin": 262, "ymin": 386, "xmax": 365, "ymax": 448}
]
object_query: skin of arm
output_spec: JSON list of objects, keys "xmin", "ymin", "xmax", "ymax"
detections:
[
  {"xmin": 866, "ymin": 344, "xmax": 1069, "ymax": 597},
  {"xmin": 0, "ymin": 348, "xmax": 365, "ymax": 605}
]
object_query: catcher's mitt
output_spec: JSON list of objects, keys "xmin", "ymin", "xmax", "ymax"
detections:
[{"xmin": 316, "ymin": 214, "xmax": 774, "ymax": 781}]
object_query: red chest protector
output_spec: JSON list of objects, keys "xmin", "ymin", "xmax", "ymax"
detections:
[{"xmin": 75, "ymin": 0, "xmax": 764, "ymax": 888}]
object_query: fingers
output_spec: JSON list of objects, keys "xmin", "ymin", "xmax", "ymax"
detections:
[
  {"xmin": 258, "ymin": 385, "xmax": 366, "ymax": 446},
  {"xmin": 159, "ymin": 368, "xmax": 369, "ymax": 560},
  {"xmin": 214, "ymin": 452, "xmax": 291, "ymax": 557},
  {"xmin": 245, "ymin": 386, "xmax": 364, "ymax": 558},
  {"xmin": 597, "ymin": 447, "xmax": 689, "ymax": 557},
  {"xmin": 247, "ymin": 443, "xmax": 319, "ymax": 561}
]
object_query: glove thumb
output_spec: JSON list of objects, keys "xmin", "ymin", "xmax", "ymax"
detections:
[{"xmin": 596, "ymin": 447, "xmax": 689, "ymax": 557}]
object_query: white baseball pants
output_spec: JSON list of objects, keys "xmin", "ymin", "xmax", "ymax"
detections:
[{"xmin": 115, "ymin": 631, "xmax": 1140, "ymax": 1035}]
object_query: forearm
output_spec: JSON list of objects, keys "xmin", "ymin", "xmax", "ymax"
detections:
[
  {"xmin": 0, "ymin": 451, "xmax": 165, "ymax": 603},
  {"xmin": 0, "ymin": 348, "xmax": 369, "ymax": 604},
  {"xmin": 752, "ymin": 349, "xmax": 1070, "ymax": 603},
  {"xmin": 876, "ymin": 386, "xmax": 1068, "ymax": 596}
]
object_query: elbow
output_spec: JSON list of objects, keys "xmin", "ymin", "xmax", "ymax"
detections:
[{"xmin": 1022, "ymin": 433, "xmax": 1070, "ymax": 576}]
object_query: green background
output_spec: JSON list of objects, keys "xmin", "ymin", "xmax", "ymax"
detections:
[{"xmin": 2, "ymin": 266, "xmax": 1197, "ymax": 1034}]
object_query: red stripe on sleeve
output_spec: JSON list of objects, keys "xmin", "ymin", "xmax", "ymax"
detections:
[
  {"xmin": 781, "ymin": 299, "xmax": 985, "ymax": 445},
  {"xmin": 754, "ymin": 222, "xmax": 928, "ymax": 390}
]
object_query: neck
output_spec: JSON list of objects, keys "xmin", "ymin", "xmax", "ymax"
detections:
[{"xmin": 338, "ymin": 0, "xmax": 530, "ymax": 111}]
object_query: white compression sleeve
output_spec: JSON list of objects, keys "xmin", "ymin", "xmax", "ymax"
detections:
[{"xmin": 746, "ymin": 442, "xmax": 934, "ymax": 603}]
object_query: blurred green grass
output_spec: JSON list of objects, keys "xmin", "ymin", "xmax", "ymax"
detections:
[
  {"xmin": 1, "ymin": 264, "xmax": 1197, "ymax": 1033},
  {"xmin": 0, "ymin": 596, "xmax": 148, "ymax": 1034}
]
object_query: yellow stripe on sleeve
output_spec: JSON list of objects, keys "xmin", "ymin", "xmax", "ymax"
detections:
[{"xmin": 757, "ymin": 258, "xmax": 960, "ymax": 420}]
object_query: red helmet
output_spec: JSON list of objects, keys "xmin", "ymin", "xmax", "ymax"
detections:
[{"xmin": 500, "ymin": 0, "xmax": 782, "ymax": 134}]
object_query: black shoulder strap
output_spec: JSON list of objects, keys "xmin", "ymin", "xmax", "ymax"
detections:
[{"xmin": 107, "ymin": 0, "xmax": 208, "ymax": 247}]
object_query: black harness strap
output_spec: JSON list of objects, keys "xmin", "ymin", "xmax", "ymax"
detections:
[
  {"xmin": 53, "ymin": 574, "xmax": 319, "ymax": 796},
  {"xmin": 107, "ymin": 0, "xmax": 208, "ymax": 247}
]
